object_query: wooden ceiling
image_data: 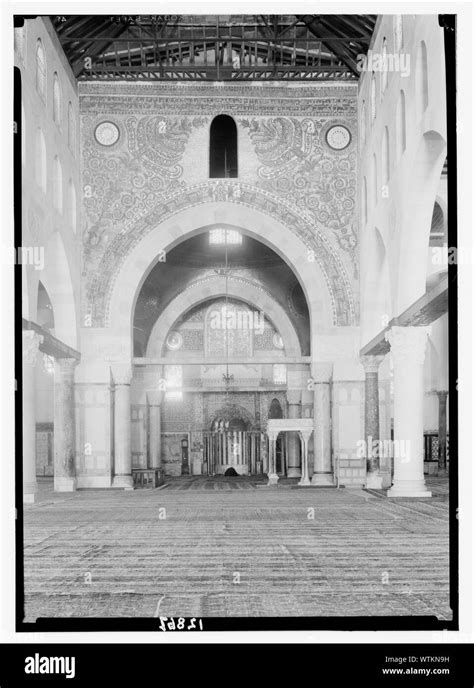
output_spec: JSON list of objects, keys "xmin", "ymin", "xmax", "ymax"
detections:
[{"xmin": 51, "ymin": 14, "xmax": 376, "ymax": 81}]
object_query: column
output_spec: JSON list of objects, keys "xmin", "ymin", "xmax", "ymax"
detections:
[
  {"xmin": 311, "ymin": 362, "xmax": 333, "ymax": 486},
  {"xmin": 385, "ymin": 326, "xmax": 432, "ymax": 497},
  {"xmin": 112, "ymin": 367, "xmax": 133, "ymax": 489},
  {"xmin": 148, "ymin": 391, "xmax": 162, "ymax": 469},
  {"xmin": 266, "ymin": 432, "xmax": 279, "ymax": 485},
  {"xmin": 286, "ymin": 390, "xmax": 302, "ymax": 477},
  {"xmin": 437, "ymin": 390, "xmax": 448, "ymax": 475},
  {"xmin": 298, "ymin": 429, "xmax": 313, "ymax": 486},
  {"xmin": 22, "ymin": 330, "xmax": 43, "ymax": 503},
  {"xmin": 54, "ymin": 357, "xmax": 78, "ymax": 492},
  {"xmin": 361, "ymin": 355, "xmax": 385, "ymax": 489}
]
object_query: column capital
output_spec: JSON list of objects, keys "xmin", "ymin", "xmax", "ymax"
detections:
[
  {"xmin": 299, "ymin": 428, "xmax": 313, "ymax": 443},
  {"xmin": 286, "ymin": 390, "xmax": 302, "ymax": 405},
  {"xmin": 310, "ymin": 362, "xmax": 333, "ymax": 383},
  {"xmin": 22, "ymin": 330, "xmax": 43, "ymax": 366},
  {"xmin": 436, "ymin": 390, "xmax": 449, "ymax": 398},
  {"xmin": 385, "ymin": 326, "xmax": 431, "ymax": 365},
  {"xmin": 112, "ymin": 365, "xmax": 132, "ymax": 386},
  {"xmin": 147, "ymin": 390, "xmax": 163, "ymax": 406},
  {"xmin": 360, "ymin": 354, "xmax": 385, "ymax": 374}
]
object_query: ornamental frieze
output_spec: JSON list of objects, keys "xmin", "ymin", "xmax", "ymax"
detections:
[{"xmin": 240, "ymin": 117, "xmax": 358, "ymax": 272}]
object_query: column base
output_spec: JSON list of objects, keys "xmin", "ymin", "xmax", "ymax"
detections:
[
  {"xmin": 388, "ymin": 479, "xmax": 432, "ymax": 498},
  {"xmin": 54, "ymin": 477, "xmax": 77, "ymax": 492},
  {"xmin": 298, "ymin": 476, "xmax": 311, "ymax": 486},
  {"xmin": 266, "ymin": 473, "xmax": 279, "ymax": 486},
  {"xmin": 311, "ymin": 472, "xmax": 334, "ymax": 486},
  {"xmin": 23, "ymin": 481, "xmax": 38, "ymax": 503},
  {"xmin": 112, "ymin": 475, "xmax": 134, "ymax": 490},
  {"xmin": 365, "ymin": 472, "xmax": 384, "ymax": 489},
  {"xmin": 287, "ymin": 467, "xmax": 301, "ymax": 478}
]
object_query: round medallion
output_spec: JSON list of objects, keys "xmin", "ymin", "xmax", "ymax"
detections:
[
  {"xmin": 166, "ymin": 331, "xmax": 183, "ymax": 351},
  {"xmin": 325, "ymin": 125, "xmax": 351, "ymax": 151},
  {"xmin": 272, "ymin": 333, "xmax": 284, "ymax": 350},
  {"xmin": 94, "ymin": 121, "xmax": 120, "ymax": 147}
]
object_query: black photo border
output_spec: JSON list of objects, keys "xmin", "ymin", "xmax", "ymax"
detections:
[{"xmin": 13, "ymin": 13, "xmax": 459, "ymax": 634}]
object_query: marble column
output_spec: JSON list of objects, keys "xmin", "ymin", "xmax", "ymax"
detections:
[
  {"xmin": 53, "ymin": 357, "xmax": 78, "ymax": 492},
  {"xmin": 437, "ymin": 390, "xmax": 448, "ymax": 475},
  {"xmin": 22, "ymin": 330, "xmax": 43, "ymax": 503},
  {"xmin": 148, "ymin": 391, "xmax": 162, "ymax": 469},
  {"xmin": 385, "ymin": 326, "xmax": 432, "ymax": 497},
  {"xmin": 286, "ymin": 390, "xmax": 302, "ymax": 477},
  {"xmin": 311, "ymin": 362, "xmax": 333, "ymax": 486},
  {"xmin": 112, "ymin": 367, "xmax": 134, "ymax": 489},
  {"xmin": 267, "ymin": 432, "xmax": 279, "ymax": 485},
  {"xmin": 361, "ymin": 355, "xmax": 385, "ymax": 489},
  {"xmin": 298, "ymin": 428, "xmax": 313, "ymax": 486}
]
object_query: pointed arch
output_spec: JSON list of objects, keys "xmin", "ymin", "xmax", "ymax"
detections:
[
  {"xmin": 396, "ymin": 90, "xmax": 407, "ymax": 158},
  {"xmin": 36, "ymin": 38, "xmax": 46, "ymax": 99}
]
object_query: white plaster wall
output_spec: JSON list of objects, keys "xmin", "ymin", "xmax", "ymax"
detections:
[
  {"xmin": 359, "ymin": 15, "xmax": 447, "ymax": 346},
  {"xmin": 17, "ymin": 17, "xmax": 81, "ymax": 347}
]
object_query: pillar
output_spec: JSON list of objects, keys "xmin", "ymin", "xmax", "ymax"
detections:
[
  {"xmin": 311, "ymin": 362, "xmax": 333, "ymax": 486},
  {"xmin": 361, "ymin": 355, "xmax": 385, "ymax": 489},
  {"xmin": 54, "ymin": 357, "xmax": 78, "ymax": 492},
  {"xmin": 298, "ymin": 429, "xmax": 312, "ymax": 486},
  {"xmin": 22, "ymin": 330, "xmax": 43, "ymax": 503},
  {"xmin": 385, "ymin": 326, "xmax": 432, "ymax": 497},
  {"xmin": 286, "ymin": 390, "xmax": 302, "ymax": 477},
  {"xmin": 148, "ymin": 391, "xmax": 162, "ymax": 469},
  {"xmin": 437, "ymin": 390, "xmax": 448, "ymax": 475},
  {"xmin": 267, "ymin": 432, "xmax": 279, "ymax": 485},
  {"xmin": 112, "ymin": 367, "xmax": 133, "ymax": 489}
]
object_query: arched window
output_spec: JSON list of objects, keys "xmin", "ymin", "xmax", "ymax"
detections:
[
  {"xmin": 372, "ymin": 154, "xmax": 378, "ymax": 206},
  {"xmin": 53, "ymin": 156, "xmax": 63, "ymax": 213},
  {"xmin": 209, "ymin": 115, "xmax": 238, "ymax": 178},
  {"xmin": 35, "ymin": 128, "xmax": 47, "ymax": 192},
  {"xmin": 36, "ymin": 39, "xmax": 46, "ymax": 99},
  {"xmin": 416, "ymin": 42, "xmax": 429, "ymax": 116},
  {"xmin": 360, "ymin": 99, "xmax": 366, "ymax": 149},
  {"xmin": 21, "ymin": 103, "xmax": 26, "ymax": 167},
  {"xmin": 382, "ymin": 127, "xmax": 390, "ymax": 185},
  {"xmin": 429, "ymin": 201, "xmax": 447, "ymax": 247},
  {"xmin": 381, "ymin": 38, "xmax": 388, "ymax": 93},
  {"xmin": 396, "ymin": 90, "xmax": 407, "ymax": 158},
  {"xmin": 393, "ymin": 15, "xmax": 403, "ymax": 53},
  {"xmin": 272, "ymin": 364, "xmax": 286, "ymax": 385},
  {"xmin": 53, "ymin": 73, "xmax": 62, "ymax": 127},
  {"xmin": 69, "ymin": 179, "xmax": 77, "ymax": 233},
  {"xmin": 362, "ymin": 177, "xmax": 368, "ymax": 226},
  {"xmin": 67, "ymin": 102, "xmax": 76, "ymax": 155},
  {"xmin": 370, "ymin": 73, "xmax": 377, "ymax": 123},
  {"xmin": 14, "ymin": 25, "xmax": 26, "ymax": 60}
]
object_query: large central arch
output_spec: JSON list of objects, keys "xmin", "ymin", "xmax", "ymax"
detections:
[
  {"xmin": 102, "ymin": 204, "xmax": 352, "ymax": 360},
  {"xmin": 87, "ymin": 182, "xmax": 356, "ymax": 334}
]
